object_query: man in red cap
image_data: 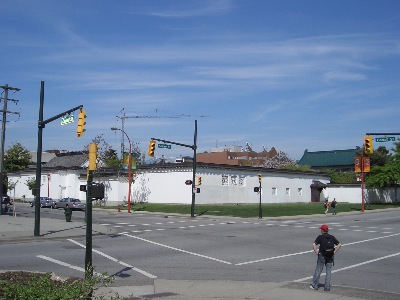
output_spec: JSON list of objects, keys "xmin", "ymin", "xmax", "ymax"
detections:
[{"xmin": 310, "ymin": 224, "xmax": 341, "ymax": 291}]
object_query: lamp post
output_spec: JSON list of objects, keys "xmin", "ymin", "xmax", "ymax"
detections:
[{"xmin": 111, "ymin": 127, "xmax": 133, "ymax": 213}]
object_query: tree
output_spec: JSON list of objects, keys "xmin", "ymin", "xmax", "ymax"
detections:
[
  {"xmin": 264, "ymin": 151, "xmax": 295, "ymax": 169},
  {"xmin": 325, "ymin": 169, "xmax": 357, "ymax": 184},
  {"xmin": 25, "ymin": 177, "xmax": 36, "ymax": 191},
  {"xmin": 103, "ymin": 148, "xmax": 120, "ymax": 167},
  {"xmin": 4, "ymin": 143, "xmax": 32, "ymax": 173},
  {"xmin": 366, "ymin": 139, "xmax": 400, "ymax": 188},
  {"xmin": 370, "ymin": 146, "xmax": 391, "ymax": 167}
]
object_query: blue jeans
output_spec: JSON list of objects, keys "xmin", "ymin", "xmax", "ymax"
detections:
[{"xmin": 311, "ymin": 255, "xmax": 333, "ymax": 289}]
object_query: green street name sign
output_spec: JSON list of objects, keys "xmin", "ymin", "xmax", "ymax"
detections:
[
  {"xmin": 158, "ymin": 144, "xmax": 172, "ymax": 149},
  {"xmin": 61, "ymin": 115, "xmax": 74, "ymax": 125},
  {"xmin": 375, "ymin": 137, "xmax": 395, "ymax": 142}
]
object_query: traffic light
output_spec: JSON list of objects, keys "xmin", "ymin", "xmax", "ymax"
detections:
[
  {"xmin": 258, "ymin": 174, "xmax": 262, "ymax": 184},
  {"xmin": 148, "ymin": 140, "xmax": 156, "ymax": 157},
  {"xmin": 76, "ymin": 109, "xmax": 86, "ymax": 137},
  {"xmin": 197, "ymin": 176, "xmax": 202, "ymax": 186},
  {"xmin": 364, "ymin": 135, "xmax": 374, "ymax": 155},
  {"xmin": 88, "ymin": 143, "xmax": 99, "ymax": 170}
]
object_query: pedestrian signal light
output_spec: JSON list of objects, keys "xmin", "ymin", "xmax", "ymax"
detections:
[
  {"xmin": 258, "ymin": 174, "xmax": 262, "ymax": 184},
  {"xmin": 364, "ymin": 135, "xmax": 374, "ymax": 155},
  {"xmin": 197, "ymin": 176, "xmax": 202, "ymax": 186},
  {"xmin": 148, "ymin": 140, "xmax": 156, "ymax": 157},
  {"xmin": 76, "ymin": 109, "xmax": 86, "ymax": 137},
  {"xmin": 88, "ymin": 143, "xmax": 99, "ymax": 170}
]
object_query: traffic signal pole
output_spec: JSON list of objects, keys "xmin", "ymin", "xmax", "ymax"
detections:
[
  {"xmin": 151, "ymin": 120, "xmax": 198, "ymax": 217},
  {"xmin": 34, "ymin": 81, "xmax": 83, "ymax": 236},
  {"xmin": 85, "ymin": 169, "xmax": 93, "ymax": 279},
  {"xmin": 258, "ymin": 174, "xmax": 262, "ymax": 219},
  {"xmin": 360, "ymin": 133, "xmax": 400, "ymax": 215}
]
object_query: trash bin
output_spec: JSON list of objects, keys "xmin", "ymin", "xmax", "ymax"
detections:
[{"xmin": 64, "ymin": 207, "xmax": 72, "ymax": 222}]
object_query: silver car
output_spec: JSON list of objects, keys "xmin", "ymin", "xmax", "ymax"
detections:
[
  {"xmin": 30, "ymin": 197, "xmax": 56, "ymax": 208},
  {"xmin": 55, "ymin": 198, "xmax": 85, "ymax": 210}
]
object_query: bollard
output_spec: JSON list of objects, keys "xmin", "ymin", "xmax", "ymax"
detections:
[
  {"xmin": 118, "ymin": 205, "xmax": 121, "ymax": 213},
  {"xmin": 64, "ymin": 207, "xmax": 72, "ymax": 222}
]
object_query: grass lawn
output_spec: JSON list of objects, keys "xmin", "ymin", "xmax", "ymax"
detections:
[{"xmin": 100, "ymin": 202, "xmax": 399, "ymax": 218}]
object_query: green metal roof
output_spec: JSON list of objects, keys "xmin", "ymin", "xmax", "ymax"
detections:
[{"xmin": 298, "ymin": 149, "xmax": 356, "ymax": 167}]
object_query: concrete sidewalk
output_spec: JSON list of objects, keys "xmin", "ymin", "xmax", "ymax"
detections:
[{"xmin": 1, "ymin": 208, "xmax": 400, "ymax": 300}]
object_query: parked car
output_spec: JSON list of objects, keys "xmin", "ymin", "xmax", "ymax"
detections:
[
  {"xmin": 30, "ymin": 197, "xmax": 56, "ymax": 208},
  {"xmin": 54, "ymin": 198, "xmax": 85, "ymax": 210}
]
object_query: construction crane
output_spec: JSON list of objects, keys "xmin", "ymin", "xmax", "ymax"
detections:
[{"xmin": 115, "ymin": 108, "xmax": 208, "ymax": 157}]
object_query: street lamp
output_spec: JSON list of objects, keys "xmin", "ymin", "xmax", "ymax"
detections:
[{"xmin": 111, "ymin": 127, "xmax": 133, "ymax": 213}]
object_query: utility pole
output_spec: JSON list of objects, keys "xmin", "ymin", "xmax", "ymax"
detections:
[{"xmin": 0, "ymin": 84, "xmax": 21, "ymax": 216}]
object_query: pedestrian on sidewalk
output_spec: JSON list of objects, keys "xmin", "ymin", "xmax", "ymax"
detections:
[
  {"xmin": 310, "ymin": 224, "xmax": 341, "ymax": 292},
  {"xmin": 324, "ymin": 198, "xmax": 330, "ymax": 215},
  {"xmin": 331, "ymin": 198, "xmax": 337, "ymax": 215}
]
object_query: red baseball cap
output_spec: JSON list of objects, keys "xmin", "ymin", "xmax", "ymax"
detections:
[{"xmin": 320, "ymin": 224, "xmax": 329, "ymax": 231}]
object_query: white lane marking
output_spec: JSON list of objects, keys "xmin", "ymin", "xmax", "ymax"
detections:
[
  {"xmin": 68, "ymin": 239, "xmax": 157, "ymax": 279},
  {"xmin": 293, "ymin": 252, "xmax": 400, "ymax": 282},
  {"xmin": 236, "ymin": 250, "xmax": 313, "ymax": 266},
  {"xmin": 236, "ymin": 232, "xmax": 400, "ymax": 266},
  {"xmin": 120, "ymin": 233, "xmax": 232, "ymax": 265},
  {"xmin": 37, "ymin": 255, "xmax": 103, "ymax": 276},
  {"xmin": 116, "ymin": 222, "xmax": 129, "ymax": 225}
]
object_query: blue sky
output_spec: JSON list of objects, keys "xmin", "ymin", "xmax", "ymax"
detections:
[{"xmin": 1, "ymin": 0, "xmax": 400, "ymax": 161}]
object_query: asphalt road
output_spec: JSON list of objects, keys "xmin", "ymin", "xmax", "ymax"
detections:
[{"xmin": 3, "ymin": 205, "xmax": 400, "ymax": 294}]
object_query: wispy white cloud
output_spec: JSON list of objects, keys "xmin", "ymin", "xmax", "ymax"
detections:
[
  {"xmin": 322, "ymin": 71, "xmax": 367, "ymax": 83},
  {"xmin": 144, "ymin": 0, "xmax": 233, "ymax": 18}
]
